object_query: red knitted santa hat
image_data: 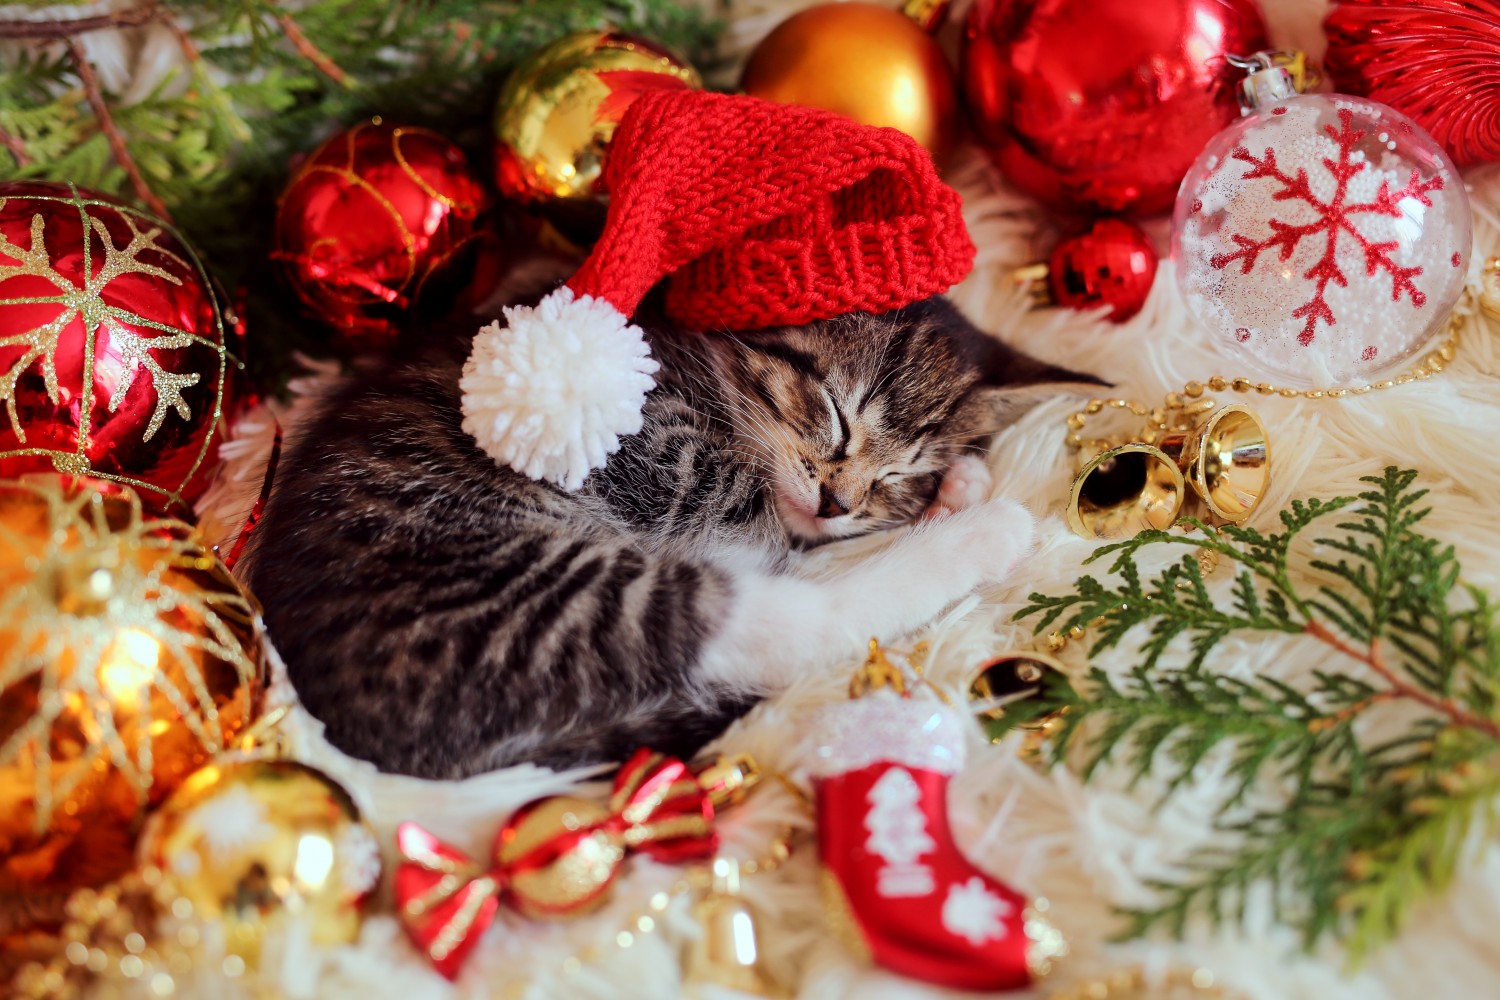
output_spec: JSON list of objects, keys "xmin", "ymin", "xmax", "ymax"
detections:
[{"xmin": 461, "ymin": 90, "xmax": 975, "ymax": 488}]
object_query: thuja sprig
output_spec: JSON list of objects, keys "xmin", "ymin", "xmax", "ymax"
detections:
[{"xmin": 1016, "ymin": 468, "xmax": 1500, "ymax": 959}]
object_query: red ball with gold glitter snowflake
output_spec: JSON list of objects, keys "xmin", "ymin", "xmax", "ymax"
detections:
[
  {"xmin": 0, "ymin": 182, "xmax": 237, "ymax": 517},
  {"xmin": 1172, "ymin": 93, "xmax": 1470, "ymax": 387}
]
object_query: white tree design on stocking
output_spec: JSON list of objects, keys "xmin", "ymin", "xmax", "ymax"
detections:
[{"xmin": 866, "ymin": 767, "xmax": 938, "ymax": 898}]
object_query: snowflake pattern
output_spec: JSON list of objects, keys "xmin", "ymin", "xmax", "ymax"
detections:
[
  {"xmin": 0, "ymin": 480, "xmax": 260, "ymax": 831},
  {"xmin": 1209, "ymin": 107, "xmax": 1444, "ymax": 347},
  {"xmin": 0, "ymin": 192, "xmax": 206, "ymax": 444},
  {"xmin": 941, "ymin": 876, "xmax": 1013, "ymax": 947}
]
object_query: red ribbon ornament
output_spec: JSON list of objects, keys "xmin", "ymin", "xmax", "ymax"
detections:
[{"xmin": 394, "ymin": 749, "xmax": 756, "ymax": 980}]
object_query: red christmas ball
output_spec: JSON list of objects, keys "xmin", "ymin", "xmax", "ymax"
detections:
[
  {"xmin": 961, "ymin": 0, "xmax": 1269, "ymax": 215},
  {"xmin": 0, "ymin": 181, "xmax": 236, "ymax": 517},
  {"xmin": 1325, "ymin": 0, "xmax": 1500, "ymax": 168},
  {"xmin": 1048, "ymin": 219, "xmax": 1158, "ymax": 323},
  {"xmin": 274, "ymin": 121, "xmax": 491, "ymax": 347}
]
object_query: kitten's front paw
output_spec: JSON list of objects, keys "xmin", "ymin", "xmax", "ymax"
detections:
[
  {"xmin": 922, "ymin": 455, "xmax": 994, "ymax": 520},
  {"xmin": 922, "ymin": 498, "xmax": 1037, "ymax": 588}
]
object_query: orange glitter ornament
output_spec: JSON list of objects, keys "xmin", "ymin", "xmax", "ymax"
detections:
[
  {"xmin": 741, "ymin": 2, "xmax": 959, "ymax": 164},
  {"xmin": 0, "ymin": 477, "xmax": 263, "ymax": 899}
]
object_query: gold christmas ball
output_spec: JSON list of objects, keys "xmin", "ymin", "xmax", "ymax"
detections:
[
  {"xmin": 497, "ymin": 795, "xmax": 623, "ymax": 918},
  {"xmin": 0, "ymin": 477, "xmax": 263, "ymax": 898},
  {"xmin": 138, "ymin": 759, "xmax": 381, "ymax": 966},
  {"xmin": 493, "ymin": 30, "xmax": 701, "ymax": 215},
  {"xmin": 740, "ymin": 2, "xmax": 959, "ymax": 163}
]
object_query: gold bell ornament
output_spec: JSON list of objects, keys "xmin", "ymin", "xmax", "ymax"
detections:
[
  {"xmin": 1058, "ymin": 266, "xmax": 1477, "ymax": 540},
  {"xmin": 968, "ymin": 650, "xmax": 1072, "ymax": 752},
  {"xmin": 1064, "ymin": 394, "xmax": 1271, "ymax": 540},
  {"xmin": 684, "ymin": 856, "xmax": 779, "ymax": 998},
  {"xmin": 740, "ymin": 0, "xmax": 959, "ymax": 164},
  {"xmin": 136, "ymin": 758, "xmax": 382, "ymax": 972}
]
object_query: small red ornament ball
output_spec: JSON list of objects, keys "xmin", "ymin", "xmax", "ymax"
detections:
[
  {"xmin": 0, "ymin": 181, "xmax": 235, "ymax": 517},
  {"xmin": 275, "ymin": 121, "xmax": 491, "ymax": 346},
  {"xmin": 1325, "ymin": 0, "xmax": 1500, "ymax": 168},
  {"xmin": 1048, "ymin": 219, "xmax": 1158, "ymax": 323},
  {"xmin": 961, "ymin": 0, "xmax": 1269, "ymax": 215}
]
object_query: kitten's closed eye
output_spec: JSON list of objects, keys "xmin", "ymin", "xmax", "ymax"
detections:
[{"xmin": 715, "ymin": 297, "xmax": 1100, "ymax": 546}]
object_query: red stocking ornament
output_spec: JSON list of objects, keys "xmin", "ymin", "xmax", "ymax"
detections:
[{"xmin": 810, "ymin": 645, "xmax": 1060, "ymax": 991}]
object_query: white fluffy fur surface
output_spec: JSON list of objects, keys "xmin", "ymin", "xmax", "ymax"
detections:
[{"xmin": 172, "ymin": 1, "xmax": 1500, "ymax": 997}]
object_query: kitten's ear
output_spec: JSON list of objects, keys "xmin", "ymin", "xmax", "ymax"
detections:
[
  {"xmin": 918, "ymin": 296, "xmax": 1109, "ymax": 431},
  {"xmin": 974, "ymin": 339, "xmax": 1111, "ymax": 430},
  {"xmin": 976, "ymin": 336, "xmax": 1109, "ymax": 392}
]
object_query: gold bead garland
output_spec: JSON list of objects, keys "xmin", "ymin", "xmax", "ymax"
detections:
[
  {"xmin": 1067, "ymin": 301, "xmax": 1467, "ymax": 451},
  {"xmin": 1045, "ymin": 964, "xmax": 1248, "ymax": 999},
  {"xmin": 11, "ymin": 865, "xmax": 195, "ymax": 1000}
]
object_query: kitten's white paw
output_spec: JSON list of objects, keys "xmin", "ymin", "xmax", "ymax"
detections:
[
  {"xmin": 923, "ymin": 455, "xmax": 994, "ymax": 519},
  {"xmin": 919, "ymin": 498, "xmax": 1037, "ymax": 587}
]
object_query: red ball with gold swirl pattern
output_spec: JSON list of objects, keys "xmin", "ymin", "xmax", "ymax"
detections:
[{"xmin": 274, "ymin": 120, "xmax": 492, "ymax": 347}]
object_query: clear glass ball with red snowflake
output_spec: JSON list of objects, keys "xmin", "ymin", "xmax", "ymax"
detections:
[{"xmin": 1172, "ymin": 94, "xmax": 1470, "ymax": 387}]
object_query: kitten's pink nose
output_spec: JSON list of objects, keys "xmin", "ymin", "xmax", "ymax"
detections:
[{"xmin": 817, "ymin": 484, "xmax": 850, "ymax": 519}]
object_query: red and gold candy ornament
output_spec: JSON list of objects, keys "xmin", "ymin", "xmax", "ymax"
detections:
[{"xmin": 394, "ymin": 749, "xmax": 760, "ymax": 980}]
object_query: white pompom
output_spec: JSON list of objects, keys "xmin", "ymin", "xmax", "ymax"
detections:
[{"xmin": 459, "ymin": 288, "xmax": 659, "ymax": 490}]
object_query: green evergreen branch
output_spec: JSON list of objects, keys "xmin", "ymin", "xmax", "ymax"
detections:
[
  {"xmin": 0, "ymin": 0, "xmax": 725, "ymax": 383},
  {"xmin": 1017, "ymin": 468, "xmax": 1500, "ymax": 960}
]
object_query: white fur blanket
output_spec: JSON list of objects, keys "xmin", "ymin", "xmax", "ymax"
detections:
[{"xmin": 161, "ymin": 0, "xmax": 1500, "ymax": 996}]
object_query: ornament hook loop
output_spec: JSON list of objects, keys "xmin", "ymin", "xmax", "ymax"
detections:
[{"xmin": 1225, "ymin": 51, "xmax": 1276, "ymax": 72}]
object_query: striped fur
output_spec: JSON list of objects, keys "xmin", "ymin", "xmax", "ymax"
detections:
[{"xmin": 246, "ymin": 297, "xmax": 1097, "ymax": 778}]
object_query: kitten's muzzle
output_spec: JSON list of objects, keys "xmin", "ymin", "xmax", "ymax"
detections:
[{"xmin": 816, "ymin": 484, "xmax": 851, "ymax": 519}]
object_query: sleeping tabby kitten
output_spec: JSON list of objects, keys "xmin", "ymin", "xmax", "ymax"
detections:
[{"xmin": 246, "ymin": 296, "xmax": 1098, "ymax": 778}]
